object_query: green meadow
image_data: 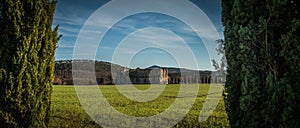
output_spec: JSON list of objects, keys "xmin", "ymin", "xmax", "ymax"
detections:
[{"xmin": 49, "ymin": 84, "xmax": 229, "ymax": 127}]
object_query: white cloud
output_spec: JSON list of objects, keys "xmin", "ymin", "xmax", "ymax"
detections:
[
  {"xmin": 112, "ymin": 27, "xmax": 196, "ymax": 61},
  {"xmin": 55, "ymin": 1, "xmax": 221, "ymax": 69}
]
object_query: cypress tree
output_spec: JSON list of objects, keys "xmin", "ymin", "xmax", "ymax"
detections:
[
  {"xmin": 0, "ymin": 0, "xmax": 60, "ymax": 127},
  {"xmin": 223, "ymin": 0, "xmax": 300, "ymax": 127}
]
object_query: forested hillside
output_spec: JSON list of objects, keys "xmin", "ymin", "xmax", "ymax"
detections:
[
  {"xmin": 53, "ymin": 60, "xmax": 217, "ymax": 85},
  {"xmin": 53, "ymin": 60, "xmax": 128, "ymax": 85}
]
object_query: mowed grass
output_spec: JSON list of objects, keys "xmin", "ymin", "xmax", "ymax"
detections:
[{"xmin": 49, "ymin": 84, "xmax": 229, "ymax": 127}]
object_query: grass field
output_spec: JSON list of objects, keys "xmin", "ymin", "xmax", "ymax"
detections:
[{"xmin": 49, "ymin": 84, "xmax": 229, "ymax": 127}]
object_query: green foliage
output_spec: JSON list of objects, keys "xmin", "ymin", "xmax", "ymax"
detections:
[
  {"xmin": 0, "ymin": 0, "xmax": 59, "ymax": 127},
  {"xmin": 212, "ymin": 39, "xmax": 227, "ymax": 80},
  {"xmin": 223, "ymin": 0, "xmax": 300, "ymax": 127}
]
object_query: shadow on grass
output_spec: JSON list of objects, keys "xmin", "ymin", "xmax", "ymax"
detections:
[{"xmin": 164, "ymin": 91, "xmax": 223, "ymax": 99}]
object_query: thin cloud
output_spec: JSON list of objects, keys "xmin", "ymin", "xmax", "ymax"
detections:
[{"xmin": 112, "ymin": 27, "xmax": 193, "ymax": 56}]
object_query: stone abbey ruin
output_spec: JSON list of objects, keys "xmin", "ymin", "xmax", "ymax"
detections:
[{"xmin": 53, "ymin": 60, "xmax": 225, "ymax": 85}]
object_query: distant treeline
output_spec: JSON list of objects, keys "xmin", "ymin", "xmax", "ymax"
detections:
[
  {"xmin": 53, "ymin": 60, "xmax": 128, "ymax": 85},
  {"xmin": 53, "ymin": 60, "xmax": 220, "ymax": 85}
]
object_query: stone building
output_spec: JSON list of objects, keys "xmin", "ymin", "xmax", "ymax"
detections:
[
  {"xmin": 114, "ymin": 67, "xmax": 224, "ymax": 85},
  {"xmin": 130, "ymin": 68, "xmax": 168, "ymax": 84},
  {"xmin": 114, "ymin": 68, "xmax": 168, "ymax": 84}
]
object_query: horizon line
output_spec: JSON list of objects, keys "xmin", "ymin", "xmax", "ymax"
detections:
[{"xmin": 54, "ymin": 59, "xmax": 217, "ymax": 71}]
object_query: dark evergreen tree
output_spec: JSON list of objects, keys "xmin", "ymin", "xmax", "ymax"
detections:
[
  {"xmin": 0, "ymin": 0, "xmax": 60, "ymax": 127},
  {"xmin": 223, "ymin": 0, "xmax": 300, "ymax": 127}
]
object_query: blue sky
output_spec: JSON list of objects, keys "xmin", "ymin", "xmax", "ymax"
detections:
[{"xmin": 53, "ymin": 0, "xmax": 223, "ymax": 70}]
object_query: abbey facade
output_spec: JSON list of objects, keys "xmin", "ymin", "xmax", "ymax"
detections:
[
  {"xmin": 114, "ymin": 68, "xmax": 169, "ymax": 84},
  {"xmin": 112, "ymin": 67, "xmax": 224, "ymax": 85}
]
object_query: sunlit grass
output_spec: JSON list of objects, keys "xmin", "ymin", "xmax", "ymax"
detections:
[{"xmin": 49, "ymin": 84, "xmax": 229, "ymax": 127}]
